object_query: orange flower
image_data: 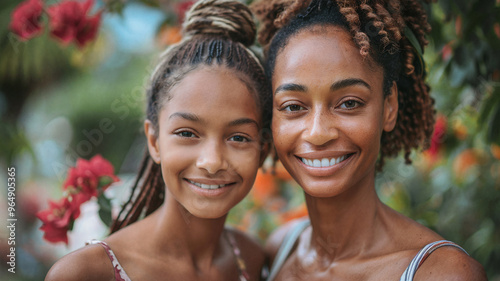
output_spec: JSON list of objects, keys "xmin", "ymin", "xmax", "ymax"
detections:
[
  {"xmin": 452, "ymin": 119, "xmax": 468, "ymax": 140},
  {"xmin": 273, "ymin": 161, "xmax": 293, "ymax": 181},
  {"xmin": 251, "ymin": 169, "xmax": 277, "ymax": 205},
  {"xmin": 280, "ymin": 203, "xmax": 308, "ymax": 223},
  {"xmin": 491, "ymin": 144, "xmax": 500, "ymax": 160},
  {"xmin": 157, "ymin": 25, "xmax": 182, "ymax": 46},
  {"xmin": 453, "ymin": 149, "xmax": 479, "ymax": 177}
]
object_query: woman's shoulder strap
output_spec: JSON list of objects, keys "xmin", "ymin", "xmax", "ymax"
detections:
[
  {"xmin": 399, "ymin": 240, "xmax": 469, "ymax": 281},
  {"xmin": 86, "ymin": 240, "xmax": 132, "ymax": 281},
  {"xmin": 267, "ymin": 219, "xmax": 311, "ymax": 281}
]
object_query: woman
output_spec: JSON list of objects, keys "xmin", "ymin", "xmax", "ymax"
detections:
[{"xmin": 251, "ymin": 0, "xmax": 486, "ymax": 280}]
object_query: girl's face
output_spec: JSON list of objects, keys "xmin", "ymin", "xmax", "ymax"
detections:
[
  {"xmin": 271, "ymin": 26, "xmax": 398, "ymax": 197},
  {"xmin": 146, "ymin": 66, "xmax": 266, "ymax": 218}
]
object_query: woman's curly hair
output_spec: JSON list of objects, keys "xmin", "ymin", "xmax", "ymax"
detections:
[{"xmin": 251, "ymin": 0, "xmax": 436, "ymax": 170}]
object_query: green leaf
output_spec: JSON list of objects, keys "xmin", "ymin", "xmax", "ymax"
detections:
[
  {"xmin": 98, "ymin": 176, "xmax": 113, "ymax": 189},
  {"xmin": 98, "ymin": 194, "xmax": 113, "ymax": 227},
  {"xmin": 478, "ymin": 87, "xmax": 500, "ymax": 130},
  {"xmin": 487, "ymin": 104, "xmax": 500, "ymax": 145},
  {"xmin": 404, "ymin": 26, "xmax": 423, "ymax": 56}
]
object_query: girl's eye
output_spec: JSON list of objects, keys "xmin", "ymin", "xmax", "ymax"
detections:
[
  {"xmin": 339, "ymin": 100, "xmax": 361, "ymax": 109},
  {"xmin": 283, "ymin": 104, "xmax": 305, "ymax": 112},
  {"xmin": 176, "ymin": 131, "xmax": 195, "ymax": 138},
  {"xmin": 229, "ymin": 135, "xmax": 250, "ymax": 142}
]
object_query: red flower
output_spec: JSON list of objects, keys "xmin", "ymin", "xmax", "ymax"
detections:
[
  {"xmin": 88, "ymin": 154, "xmax": 119, "ymax": 182},
  {"xmin": 9, "ymin": 0, "xmax": 44, "ymax": 41},
  {"xmin": 427, "ymin": 115, "xmax": 447, "ymax": 158},
  {"xmin": 176, "ymin": 1, "xmax": 196, "ymax": 24},
  {"xmin": 47, "ymin": 0, "xmax": 102, "ymax": 48},
  {"xmin": 64, "ymin": 154, "xmax": 119, "ymax": 207},
  {"xmin": 37, "ymin": 197, "xmax": 79, "ymax": 244}
]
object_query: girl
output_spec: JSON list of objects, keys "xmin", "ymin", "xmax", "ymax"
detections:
[
  {"xmin": 45, "ymin": 0, "xmax": 271, "ymax": 280},
  {"xmin": 251, "ymin": 0, "xmax": 486, "ymax": 280}
]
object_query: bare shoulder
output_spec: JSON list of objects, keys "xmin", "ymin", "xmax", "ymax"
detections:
[
  {"xmin": 265, "ymin": 218, "xmax": 307, "ymax": 265},
  {"xmin": 227, "ymin": 228, "xmax": 266, "ymax": 281},
  {"xmin": 45, "ymin": 244, "xmax": 114, "ymax": 281},
  {"xmin": 414, "ymin": 245, "xmax": 487, "ymax": 281}
]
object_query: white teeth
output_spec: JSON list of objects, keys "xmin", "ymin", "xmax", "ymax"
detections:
[
  {"xmin": 188, "ymin": 180, "xmax": 226, "ymax": 190},
  {"xmin": 301, "ymin": 155, "xmax": 348, "ymax": 168}
]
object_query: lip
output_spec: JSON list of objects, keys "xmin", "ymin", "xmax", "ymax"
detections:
[
  {"xmin": 294, "ymin": 152, "xmax": 355, "ymax": 177},
  {"xmin": 184, "ymin": 178, "xmax": 236, "ymax": 197}
]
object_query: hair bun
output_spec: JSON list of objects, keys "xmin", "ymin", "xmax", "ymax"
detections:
[{"xmin": 183, "ymin": 0, "xmax": 256, "ymax": 47}]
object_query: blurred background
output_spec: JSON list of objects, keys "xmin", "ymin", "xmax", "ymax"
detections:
[{"xmin": 0, "ymin": 0, "xmax": 499, "ymax": 280}]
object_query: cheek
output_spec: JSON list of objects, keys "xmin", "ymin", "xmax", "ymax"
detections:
[
  {"xmin": 272, "ymin": 114, "xmax": 297, "ymax": 153},
  {"xmin": 230, "ymin": 147, "xmax": 261, "ymax": 177}
]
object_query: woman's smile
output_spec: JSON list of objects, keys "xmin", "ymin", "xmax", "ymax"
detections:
[{"xmin": 271, "ymin": 25, "xmax": 395, "ymax": 197}]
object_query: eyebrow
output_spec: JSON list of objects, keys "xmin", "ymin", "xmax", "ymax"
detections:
[
  {"xmin": 275, "ymin": 83, "xmax": 307, "ymax": 95},
  {"xmin": 330, "ymin": 78, "xmax": 371, "ymax": 91},
  {"xmin": 228, "ymin": 118, "xmax": 259, "ymax": 128},
  {"xmin": 169, "ymin": 112, "xmax": 258, "ymax": 128},
  {"xmin": 274, "ymin": 78, "xmax": 371, "ymax": 96},
  {"xmin": 169, "ymin": 112, "xmax": 200, "ymax": 122}
]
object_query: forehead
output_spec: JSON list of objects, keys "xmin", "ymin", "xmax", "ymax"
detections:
[
  {"xmin": 162, "ymin": 66, "xmax": 260, "ymax": 122},
  {"xmin": 273, "ymin": 25, "xmax": 383, "ymax": 88}
]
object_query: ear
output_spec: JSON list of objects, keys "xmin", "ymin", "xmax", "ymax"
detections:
[
  {"xmin": 383, "ymin": 81, "xmax": 399, "ymax": 132},
  {"xmin": 144, "ymin": 120, "xmax": 161, "ymax": 164}
]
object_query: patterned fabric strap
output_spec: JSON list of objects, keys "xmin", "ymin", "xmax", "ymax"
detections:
[
  {"xmin": 225, "ymin": 231, "xmax": 251, "ymax": 281},
  {"xmin": 267, "ymin": 219, "xmax": 311, "ymax": 281},
  {"xmin": 399, "ymin": 240, "xmax": 469, "ymax": 281},
  {"xmin": 86, "ymin": 240, "xmax": 132, "ymax": 281}
]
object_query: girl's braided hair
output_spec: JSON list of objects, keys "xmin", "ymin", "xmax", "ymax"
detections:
[
  {"xmin": 111, "ymin": 0, "xmax": 271, "ymax": 233},
  {"xmin": 251, "ymin": 0, "xmax": 435, "ymax": 170}
]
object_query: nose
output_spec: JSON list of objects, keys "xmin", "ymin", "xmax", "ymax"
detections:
[
  {"xmin": 303, "ymin": 110, "xmax": 339, "ymax": 146},
  {"xmin": 196, "ymin": 139, "xmax": 229, "ymax": 174}
]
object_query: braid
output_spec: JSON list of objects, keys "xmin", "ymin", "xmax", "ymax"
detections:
[
  {"xmin": 252, "ymin": 0, "xmax": 436, "ymax": 170},
  {"xmin": 111, "ymin": 0, "xmax": 271, "ymax": 232},
  {"xmin": 110, "ymin": 153, "xmax": 164, "ymax": 233}
]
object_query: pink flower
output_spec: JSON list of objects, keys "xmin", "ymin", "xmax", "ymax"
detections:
[
  {"xmin": 9, "ymin": 0, "xmax": 44, "ymax": 41},
  {"xmin": 37, "ymin": 197, "xmax": 79, "ymax": 244},
  {"xmin": 47, "ymin": 0, "xmax": 102, "ymax": 48}
]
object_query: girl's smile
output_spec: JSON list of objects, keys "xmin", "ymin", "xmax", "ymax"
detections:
[{"xmin": 146, "ymin": 66, "xmax": 265, "ymax": 218}]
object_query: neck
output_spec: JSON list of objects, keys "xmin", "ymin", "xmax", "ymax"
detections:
[
  {"xmin": 147, "ymin": 193, "xmax": 227, "ymax": 268},
  {"xmin": 304, "ymin": 170, "xmax": 386, "ymax": 261}
]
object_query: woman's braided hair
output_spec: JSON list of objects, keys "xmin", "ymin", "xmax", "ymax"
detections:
[
  {"xmin": 111, "ymin": 0, "xmax": 271, "ymax": 233},
  {"xmin": 251, "ymin": 0, "xmax": 435, "ymax": 170}
]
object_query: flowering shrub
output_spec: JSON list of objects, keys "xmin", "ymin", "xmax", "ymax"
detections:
[
  {"xmin": 47, "ymin": 0, "xmax": 102, "ymax": 47},
  {"xmin": 37, "ymin": 155, "xmax": 119, "ymax": 244},
  {"xmin": 9, "ymin": 0, "xmax": 44, "ymax": 40},
  {"xmin": 9, "ymin": 0, "xmax": 102, "ymax": 48}
]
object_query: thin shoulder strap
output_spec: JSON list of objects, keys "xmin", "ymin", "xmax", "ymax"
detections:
[
  {"xmin": 86, "ymin": 240, "xmax": 132, "ymax": 281},
  {"xmin": 399, "ymin": 240, "xmax": 469, "ymax": 281},
  {"xmin": 267, "ymin": 219, "xmax": 311, "ymax": 281}
]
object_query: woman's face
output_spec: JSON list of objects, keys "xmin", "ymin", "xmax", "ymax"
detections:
[
  {"xmin": 271, "ymin": 25, "xmax": 398, "ymax": 197},
  {"xmin": 145, "ymin": 66, "xmax": 265, "ymax": 218}
]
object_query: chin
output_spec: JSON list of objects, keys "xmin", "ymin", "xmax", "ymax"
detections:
[
  {"xmin": 187, "ymin": 206, "xmax": 230, "ymax": 220},
  {"xmin": 299, "ymin": 179, "xmax": 349, "ymax": 198}
]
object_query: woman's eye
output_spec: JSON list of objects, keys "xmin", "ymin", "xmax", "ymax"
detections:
[
  {"xmin": 176, "ymin": 131, "xmax": 195, "ymax": 138},
  {"xmin": 339, "ymin": 100, "xmax": 361, "ymax": 109},
  {"xmin": 229, "ymin": 135, "xmax": 250, "ymax": 142},
  {"xmin": 283, "ymin": 104, "xmax": 305, "ymax": 112}
]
